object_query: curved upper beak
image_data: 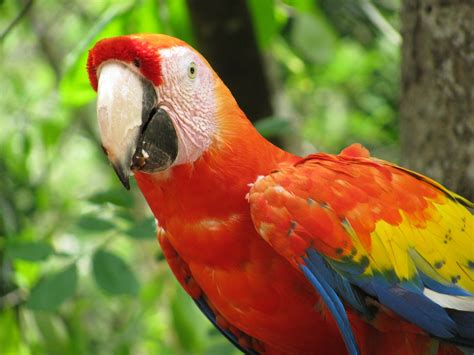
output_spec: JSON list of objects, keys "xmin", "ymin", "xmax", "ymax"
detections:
[
  {"xmin": 96, "ymin": 62, "xmax": 178, "ymax": 190},
  {"xmin": 97, "ymin": 62, "xmax": 146, "ymax": 189}
]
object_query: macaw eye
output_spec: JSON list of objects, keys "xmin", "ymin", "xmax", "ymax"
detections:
[{"xmin": 188, "ymin": 62, "xmax": 197, "ymax": 79}]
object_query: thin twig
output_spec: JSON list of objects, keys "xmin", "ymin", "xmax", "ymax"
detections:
[
  {"xmin": 0, "ymin": 0, "xmax": 34, "ymax": 43},
  {"xmin": 360, "ymin": 0, "xmax": 401, "ymax": 46}
]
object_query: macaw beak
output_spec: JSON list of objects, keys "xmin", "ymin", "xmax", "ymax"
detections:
[{"xmin": 96, "ymin": 62, "xmax": 178, "ymax": 189}]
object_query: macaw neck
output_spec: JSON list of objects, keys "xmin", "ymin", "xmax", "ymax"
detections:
[{"xmin": 134, "ymin": 115, "xmax": 297, "ymax": 228}]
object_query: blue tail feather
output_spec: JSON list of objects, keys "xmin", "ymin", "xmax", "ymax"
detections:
[{"xmin": 300, "ymin": 264, "xmax": 360, "ymax": 355}]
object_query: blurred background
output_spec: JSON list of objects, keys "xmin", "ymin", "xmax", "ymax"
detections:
[{"xmin": 0, "ymin": 0, "xmax": 400, "ymax": 354}]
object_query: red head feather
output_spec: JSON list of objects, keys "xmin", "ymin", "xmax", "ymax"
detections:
[{"xmin": 87, "ymin": 34, "xmax": 189, "ymax": 91}]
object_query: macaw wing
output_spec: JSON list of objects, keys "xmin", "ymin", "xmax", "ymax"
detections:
[{"xmin": 248, "ymin": 147, "xmax": 474, "ymax": 354}]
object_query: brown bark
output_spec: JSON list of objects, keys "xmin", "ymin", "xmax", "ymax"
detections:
[
  {"xmin": 400, "ymin": 0, "xmax": 474, "ymax": 200},
  {"xmin": 185, "ymin": 0, "xmax": 273, "ymax": 123}
]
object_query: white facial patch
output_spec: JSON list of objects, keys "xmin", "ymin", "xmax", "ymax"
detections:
[{"xmin": 157, "ymin": 46, "xmax": 217, "ymax": 165}]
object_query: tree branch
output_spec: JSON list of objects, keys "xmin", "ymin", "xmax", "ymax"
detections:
[{"xmin": 0, "ymin": 0, "xmax": 34, "ymax": 43}]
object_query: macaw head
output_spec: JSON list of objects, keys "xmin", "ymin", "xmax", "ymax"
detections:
[{"xmin": 87, "ymin": 34, "xmax": 245, "ymax": 189}]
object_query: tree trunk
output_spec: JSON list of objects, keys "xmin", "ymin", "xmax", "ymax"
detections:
[
  {"xmin": 185, "ymin": 0, "xmax": 273, "ymax": 123},
  {"xmin": 400, "ymin": 0, "xmax": 474, "ymax": 201}
]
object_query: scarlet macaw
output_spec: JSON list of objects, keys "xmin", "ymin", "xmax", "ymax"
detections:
[{"xmin": 87, "ymin": 34, "xmax": 474, "ymax": 355}]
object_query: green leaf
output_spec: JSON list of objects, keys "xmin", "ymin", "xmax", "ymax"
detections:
[
  {"xmin": 254, "ymin": 116, "xmax": 292, "ymax": 138},
  {"xmin": 0, "ymin": 309, "xmax": 22, "ymax": 353},
  {"xmin": 284, "ymin": 0, "xmax": 315, "ymax": 12},
  {"xmin": 27, "ymin": 264, "xmax": 78, "ymax": 311},
  {"xmin": 87, "ymin": 189, "xmax": 133, "ymax": 208},
  {"xmin": 247, "ymin": 0, "xmax": 277, "ymax": 48},
  {"xmin": 5, "ymin": 241, "xmax": 53, "ymax": 261},
  {"xmin": 204, "ymin": 340, "xmax": 239, "ymax": 355},
  {"xmin": 92, "ymin": 249, "xmax": 139, "ymax": 296},
  {"xmin": 290, "ymin": 12, "xmax": 335, "ymax": 65},
  {"xmin": 75, "ymin": 214, "xmax": 115, "ymax": 233},
  {"xmin": 39, "ymin": 119, "xmax": 63, "ymax": 148},
  {"xmin": 167, "ymin": 0, "xmax": 195, "ymax": 45},
  {"xmin": 33, "ymin": 313, "xmax": 68, "ymax": 353},
  {"xmin": 123, "ymin": 0, "xmax": 163, "ymax": 34},
  {"xmin": 123, "ymin": 217, "xmax": 156, "ymax": 240}
]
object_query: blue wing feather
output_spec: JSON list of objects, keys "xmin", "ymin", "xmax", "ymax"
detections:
[
  {"xmin": 418, "ymin": 272, "xmax": 473, "ymax": 297},
  {"xmin": 368, "ymin": 282, "xmax": 457, "ymax": 338},
  {"xmin": 302, "ymin": 247, "xmax": 474, "ymax": 351},
  {"xmin": 306, "ymin": 249, "xmax": 369, "ymax": 315}
]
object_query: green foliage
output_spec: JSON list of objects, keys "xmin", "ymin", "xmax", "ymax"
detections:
[
  {"xmin": 27, "ymin": 264, "xmax": 78, "ymax": 311},
  {"xmin": 123, "ymin": 217, "xmax": 156, "ymax": 240},
  {"xmin": 269, "ymin": 1, "xmax": 400, "ymax": 156},
  {"xmin": 247, "ymin": 0, "xmax": 276, "ymax": 48},
  {"xmin": 0, "ymin": 0, "xmax": 400, "ymax": 353},
  {"xmin": 254, "ymin": 116, "xmax": 293, "ymax": 138},
  {"xmin": 0, "ymin": 309, "xmax": 23, "ymax": 354},
  {"xmin": 92, "ymin": 249, "xmax": 139, "ymax": 296},
  {"xmin": 5, "ymin": 241, "xmax": 53, "ymax": 262},
  {"xmin": 171, "ymin": 287, "xmax": 207, "ymax": 352}
]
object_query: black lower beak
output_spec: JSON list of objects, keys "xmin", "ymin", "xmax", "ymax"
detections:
[
  {"xmin": 112, "ymin": 162, "xmax": 131, "ymax": 190},
  {"xmin": 131, "ymin": 107, "xmax": 178, "ymax": 173},
  {"xmin": 111, "ymin": 107, "xmax": 178, "ymax": 190}
]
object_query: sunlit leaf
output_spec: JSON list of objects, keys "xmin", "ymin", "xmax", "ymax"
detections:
[
  {"xmin": 39, "ymin": 119, "xmax": 63, "ymax": 149},
  {"xmin": 124, "ymin": 0, "xmax": 163, "ymax": 34},
  {"xmin": 92, "ymin": 249, "xmax": 139, "ymax": 296},
  {"xmin": 5, "ymin": 241, "xmax": 53, "ymax": 261},
  {"xmin": 167, "ymin": 0, "xmax": 195, "ymax": 44},
  {"xmin": 283, "ymin": 0, "xmax": 315, "ymax": 12},
  {"xmin": 247, "ymin": 0, "xmax": 276, "ymax": 48},
  {"xmin": 0, "ymin": 309, "xmax": 23, "ymax": 354},
  {"xmin": 12, "ymin": 259, "xmax": 41, "ymax": 290},
  {"xmin": 27, "ymin": 264, "xmax": 78, "ymax": 311},
  {"xmin": 171, "ymin": 286, "xmax": 208, "ymax": 352}
]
